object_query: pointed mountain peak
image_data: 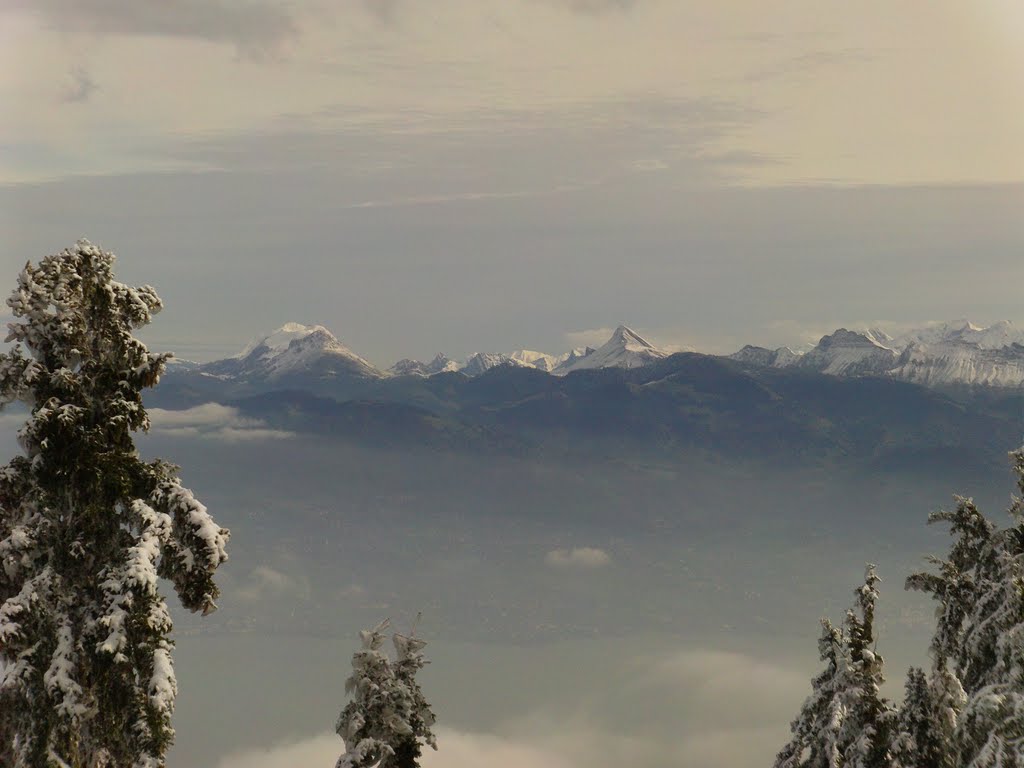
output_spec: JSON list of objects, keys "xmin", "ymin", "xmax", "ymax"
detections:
[
  {"xmin": 556, "ymin": 325, "xmax": 668, "ymax": 373},
  {"xmin": 609, "ymin": 325, "xmax": 656, "ymax": 350}
]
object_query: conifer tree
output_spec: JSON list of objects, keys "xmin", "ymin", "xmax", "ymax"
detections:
[
  {"xmin": 890, "ymin": 667, "xmax": 951, "ymax": 768},
  {"xmin": 336, "ymin": 618, "xmax": 437, "ymax": 768},
  {"xmin": 0, "ymin": 241, "xmax": 230, "ymax": 767},
  {"xmin": 774, "ymin": 565, "xmax": 894, "ymax": 768},
  {"xmin": 906, "ymin": 449, "xmax": 1024, "ymax": 767}
]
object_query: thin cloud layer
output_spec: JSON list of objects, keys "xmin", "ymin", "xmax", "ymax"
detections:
[
  {"xmin": 148, "ymin": 403, "xmax": 294, "ymax": 442},
  {"xmin": 4, "ymin": 1, "xmax": 1022, "ymax": 185},
  {"xmin": 10, "ymin": 0, "xmax": 297, "ymax": 53},
  {"xmin": 235, "ymin": 565, "xmax": 310, "ymax": 604},
  {"xmin": 546, "ymin": 547, "xmax": 611, "ymax": 568}
]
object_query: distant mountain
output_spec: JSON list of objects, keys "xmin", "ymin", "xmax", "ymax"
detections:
[
  {"xmin": 380, "ymin": 326, "xmax": 660, "ymax": 379},
  {"xmin": 794, "ymin": 329, "xmax": 898, "ymax": 377},
  {"xmin": 730, "ymin": 321, "xmax": 1024, "ymax": 390},
  {"xmin": 389, "ymin": 354, "xmax": 459, "ymax": 377},
  {"xmin": 507, "ymin": 349, "xmax": 562, "ymax": 373},
  {"xmin": 234, "ymin": 390, "xmax": 526, "ymax": 454},
  {"xmin": 893, "ymin": 320, "xmax": 1024, "ymax": 351},
  {"xmin": 203, "ymin": 351, "xmax": 1024, "ymax": 476},
  {"xmin": 730, "ymin": 345, "xmax": 801, "ymax": 368},
  {"xmin": 159, "ymin": 319, "xmax": 1024, "ymax": 414},
  {"xmin": 892, "ymin": 340, "xmax": 1024, "ymax": 389},
  {"xmin": 204, "ymin": 323, "xmax": 384, "ymax": 382},
  {"xmin": 555, "ymin": 325, "xmax": 669, "ymax": 374},
  {"xmin": 461, "ymin": 352, "xmax": 533, "ymax": 377}
]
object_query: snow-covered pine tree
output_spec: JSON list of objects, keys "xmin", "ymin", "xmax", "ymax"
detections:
[
  {"xmin": 774, "ymin": 565, "xmax": 895, "ymax": 768},
  {"xmin": 335, "ymin": 618, "xmax": 437, "ymax": 768},
  {"xmin": 890, "ymin": 667, "xmax": 950, "ymax": 768},
  {"xmin": 906, "ymin": 449, "xmax": 1024, "ymax": 767},
  {"xmin": 0, "ymin": 241, "xmax": 230, "ymax": 767}
]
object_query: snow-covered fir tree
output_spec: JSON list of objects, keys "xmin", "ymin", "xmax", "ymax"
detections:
[
  {"xmin": 774, "ymin": 565, "xmax": 895, "ymax": 768},
  {"xmin": 336, "ymin": 618, "xmax": 437, "ymax": 768},
  {"xmin": 0, "ymin": 241, "xmax": 230, "ymax": 767},
  {"xmin": 906, "ymin": 449, "xmax": 1024, "ymax": 767},
  {"xmin": 890, "ymin": 667, "xmax": 952, "ymax": 768}
]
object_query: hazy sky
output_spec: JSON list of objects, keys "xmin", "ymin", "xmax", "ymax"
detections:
[{"xmin": 2, "ymin": 1, "xmax": 1023, "ymax": 363}]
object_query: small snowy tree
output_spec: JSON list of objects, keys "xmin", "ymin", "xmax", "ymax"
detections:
[
  {"xmin": 336, "ymin": 618, "xmax": 437, "ymax": 768},
  {"xmin": 774, "ymin": 565, "xmax": 894, "ymax": 768},
  {"xmin": 0, "ymin": 241, "xmax": 230, "ymax": 767},
  {"xmin": 890, "ymin": 667, "xmax": 951, "ymax": 768}
]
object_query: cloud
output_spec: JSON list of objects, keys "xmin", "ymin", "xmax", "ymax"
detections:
[
  {"xmin": 540, "ymin": 0, "xmax": 640, "ymax": 14},
  {"xmin": 638, "ymin": 649, "xmax": 809, "ymax": 727},
  {"xmin": 147, "ymin": 403, "xmax": 294, "ymax": 442},
  {"xmin": 215, "ymin": 732, "xmax": 338, "ymax": 768},
  {"xmin": 14, "ymin": 0, "xmax": 298, "ymax": 54},
  {"xmin": 236, "ymin": 565, "xmax": 307, "ymax": 603},
  {"xmin": 424, "ymin": 728, "xmax": 572, "ymax": 768},
  {"xmin": 61, "ymin": 68, "xmax": 97, "ymax": 104},
  {"xmin": 545, "ymin": 547, "xmax": 611, "ymax": 568}
]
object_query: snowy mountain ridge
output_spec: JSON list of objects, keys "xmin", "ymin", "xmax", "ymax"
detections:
[
  {"xmin": 197, "ymin": 319, "xmax": 1024, "ymax": 390},
  {"xmin": 730, "ymin": 320, "xmax": 1024, "ymax": 388}
]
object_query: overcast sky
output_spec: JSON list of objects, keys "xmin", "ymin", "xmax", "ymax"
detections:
[{"xmin": 2, "ymin": 1, "xmax": 1022, "ymax": 363}]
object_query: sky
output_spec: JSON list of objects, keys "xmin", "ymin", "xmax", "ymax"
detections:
[{"xmin": 2, "ymin": 0, "xmax": 1023, "ymax": 364}]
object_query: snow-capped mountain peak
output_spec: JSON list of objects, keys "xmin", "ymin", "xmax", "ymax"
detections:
[
  {"xmin": 389, "ymin": 353, "xmax": 461, "ymax": 377},
  {"xmin": 611, "ymin": 325, "xmax": 656, "ymax": 351},
  {"xmin": 728, "ymin": 319, "xmax": 1024, "ymax": 389},
  {"xmin": 556, "ymin": 325, "xmax": 669, "ymax": 373},
  {"xmin": 793, "ymin": 328, "xmax": 898, "ymax": 376},
  {"xmin": 209, "ymin": 323, "xmax": 384, "ymax": 381},
  {"xmin": 234, "ymin": 322, "xmax": 330, "ymax": 358},
  {"xmin": 887, "ymin": 320, "xmax": 1024, "ymax": 388},
  {"xmin": 508, "ymin": 349, "xmax": 561, "ymax": 373},
  {"xmin": 893, "ymin": 320, "xmax": 1024, "ymax": 352},
  {"xmin": 461, "ymin": 352, "xmax": 533, "ymax": 377}
]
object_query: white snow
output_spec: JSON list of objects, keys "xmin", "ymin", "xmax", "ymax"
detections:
[
  {"xmin": 460, "ymin": 352, "xmax": 533, "ymax": 377},
  {"xmin": 555, "ymin": 326, "xmax": 668, "ymax": 374},
  {"xmin": 219, "ymin": 323, "xmax": 385, "ymax": 381},
  {"xmin": 794, "ymin": 329, "xmax": 898, "ymax": 377},
  {"xmin": 233, "ymin": 322, "xmax": 325, "ymax": 358},
  {"xmin": 734, "ymin": 320, "xmax": 1024, "ymax": 388},
  {"xmin": 507, "ymin": 350, "xmax": 560, "ymax": 372},
  {"xmin": 892, "ymin": 319, "xmax": 1024, "ymax": 351}
]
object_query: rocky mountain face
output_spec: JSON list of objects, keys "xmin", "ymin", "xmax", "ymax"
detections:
[{"xmin": 731, "ymin": 321, "xmax": 1024, "ymax": 390}]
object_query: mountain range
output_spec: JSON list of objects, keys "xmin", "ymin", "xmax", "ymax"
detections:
[
  {"xmin": 151, "ymin": 319, "xmax": 1024, "ymax": 475},
  {"xmin": 732, "ymin": 321, "xmax": 1024, "ymax": 389},
  {"xmin": 170, "ymin": 319, "xmax": 1024, "ymax": 392}
]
